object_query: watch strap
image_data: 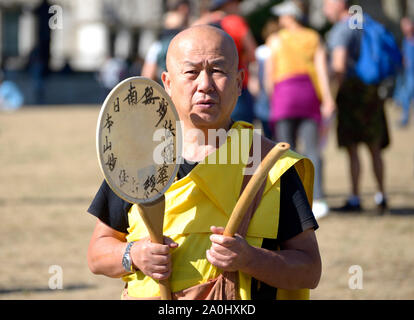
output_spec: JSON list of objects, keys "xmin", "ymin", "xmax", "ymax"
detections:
[{"xmin": 122, "ymin": 241, "xmax": 136, "ymax": 273}]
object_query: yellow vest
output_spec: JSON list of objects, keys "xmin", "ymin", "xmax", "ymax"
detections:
[{"xmin": 122, "ymin": 121, "xmax": 314, "ymax": 300}]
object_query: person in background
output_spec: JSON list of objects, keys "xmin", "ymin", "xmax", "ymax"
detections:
[
  {"xmin": 193, "ymin": 0, "xmax": 257, "ymax": 125},
  {"xmin": 0, "ymin": 70, "xmax": 24, "ymax": 111},
  {"xmin": 141, "ymin": 0, "xmax": 190, "ymax": 84},
  {"xmin": 265, "ymin": 0, "xmax": 336, "ymax": 219},
  {"xmin": 98, "ymin": 55, "xmax": 128, "ymax": 97},
  {"xmin": 248, "ymin": 18, "xmax": 281, "ymax": 139},
  {"xmin": 394, "ymin": 17, "xmax": 414, "ymax": 127},
  {"xmin": 324, "ymin": 0, "xmax": 389, "ymax": 213}
]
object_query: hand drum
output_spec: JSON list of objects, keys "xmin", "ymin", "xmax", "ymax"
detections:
[{"xmin": 96, "ymin": 77, "xmax": 182, "ymax": 300}]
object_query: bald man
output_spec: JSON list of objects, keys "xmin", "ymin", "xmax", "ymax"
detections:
[{"xmin": 87, "ymin": 25, "xmax": 321, "ymax": 300}]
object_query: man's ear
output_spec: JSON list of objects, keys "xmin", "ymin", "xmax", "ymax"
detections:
[
  {"xmin": 161, "ymin": 71, "xmax": 171, "ymax": 95},
  {"xmin": 237, "ymin": 68, "xmax": 245, "ymax": 97}
]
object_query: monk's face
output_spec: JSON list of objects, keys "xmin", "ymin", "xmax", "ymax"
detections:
[{"xmin": 162, "ymin": 25, "xmax": 244, "ymax": 130}]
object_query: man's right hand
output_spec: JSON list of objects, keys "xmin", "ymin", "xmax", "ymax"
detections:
[{"xmin": 131, "ymin": 237, "xmax": 178, "ymax": 281}]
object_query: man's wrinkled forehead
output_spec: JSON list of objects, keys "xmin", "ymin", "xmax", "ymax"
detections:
[
  {"xmin": 166, "ymin": 25, "xmax": 239, "ymax": 70},
  {"xmin": 181, "ymin": 56, "xmax": 228, "ymax": 67},
  {"xmin": 178, "ymin": 37, "xmax": 227, "ymax": 56}
]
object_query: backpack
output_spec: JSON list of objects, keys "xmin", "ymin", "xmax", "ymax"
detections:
[{"xmin": 354, "ymin": 14, "xmax": 402, "ymax": 85}]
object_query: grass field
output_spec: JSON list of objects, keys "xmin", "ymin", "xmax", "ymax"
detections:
[{"xmin": 0, "ymin": 103, "xmax": 413, "ymax": 300}]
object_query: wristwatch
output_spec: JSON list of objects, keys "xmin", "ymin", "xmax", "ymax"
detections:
[{"xmin": 122, "ymin": 241, "xmax": 136, "ymax": 273}]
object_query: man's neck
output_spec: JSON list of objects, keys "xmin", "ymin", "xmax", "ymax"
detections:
[{"xmin": 181, "ymin": 120, "xmax": 233, "ymax": 162}]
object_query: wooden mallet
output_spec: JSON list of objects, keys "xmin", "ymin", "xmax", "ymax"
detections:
[{"xmin": 224, "ymin": 142, "xmax": 290, "ymax": 237}]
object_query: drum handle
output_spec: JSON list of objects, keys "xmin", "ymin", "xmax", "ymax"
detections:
[{"xmin": 138, "ymin": 196, "xmax": 172, "ymax": 300}]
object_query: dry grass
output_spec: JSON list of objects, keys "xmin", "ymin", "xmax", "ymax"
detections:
[{"xmin": 0, "ymin": 103, "xmax": 413, "ymax": 300}]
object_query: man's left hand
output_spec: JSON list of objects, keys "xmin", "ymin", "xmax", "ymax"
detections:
[{"xmin": 206, "ymin": 226, "xmax": 253, "ymax": 272}]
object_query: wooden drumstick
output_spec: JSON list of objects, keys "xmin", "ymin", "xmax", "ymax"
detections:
[{"xmin": 224, "ymin": 142, "xmax": 290, "ymax": 237}]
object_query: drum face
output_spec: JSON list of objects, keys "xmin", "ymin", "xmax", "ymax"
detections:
[{"xmin": 97, "ymin": 77, "xmax": 182, "ymax": 204}]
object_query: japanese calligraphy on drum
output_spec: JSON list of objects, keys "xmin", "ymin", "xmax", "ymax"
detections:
[{"xmin": 96, "ymin": 77, "xmax": 182, "ymax": 204}]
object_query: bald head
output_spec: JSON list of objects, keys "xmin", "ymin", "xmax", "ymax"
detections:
[
  {"xmin": 161, "ymin": 24, "xmax": 244, "ymax": 132},
  {"xmin": 166, "ymin": 25, "xmax": 239, "ymax": 72}
]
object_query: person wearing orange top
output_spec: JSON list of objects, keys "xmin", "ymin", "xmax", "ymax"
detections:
[{"xmin": 265, "ymin": 0, "xmax": 336, "ymax": 219}]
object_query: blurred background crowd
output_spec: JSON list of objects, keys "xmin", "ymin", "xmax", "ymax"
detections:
[
  {"xmin": 0, "ymin": 0, "xmax": 411, "ymax": 104},
  {"xmin": 0, "ymin": 0, "xmax": 413, "ymax": 218}
]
